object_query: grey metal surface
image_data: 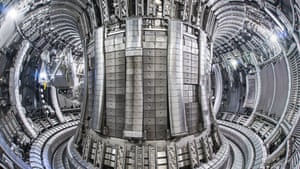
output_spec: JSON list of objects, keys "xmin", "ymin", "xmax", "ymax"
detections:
[
  {"xmin": 51, "ymin": 86, "xmax": 65, "ymax": 123},
  {"xmin": 167, "ymin": 20, "xmax": 188, "ymax": 136},
  {"xmin": 182, "ymin": 26, "xmax": 201, "ymax": 134},
  {"xmin": 124, "ymin": 18, "xmax": 143, "ymax": 138},
  {"xmin": 104, "ymin": 31, "xmax": 126, "ymax": 138},
  {"xmin": 257, "ymin": 64, "xmax": 275, "ymax": 113},
  {"xmin": 199, "ymin": 31, "xmax": 212, "ymax": 133},
  {"xmin": 91, "ymin": 27, "xmax": 105, "ymax": 132},
  {"xmin": 212, "ymin": 64, "xmax": 223, "ymax": 115},
  {"xmin": 9, "ymin": 40, "xmax": 38, "ymax": 138},
  {"xmin": 143, "ymin": 29, "xmax": 168, "ymax": 140},
  {"xmin": 243, "ymin": 75, "xmax": 257, "ymax": 109},
  {"xmin": 65, "ymin": 16, "xmax": 225, "ymax": 168},
  {"xmin": 270, "ymin": 59, "xmax": 290, "ymax": 118}
]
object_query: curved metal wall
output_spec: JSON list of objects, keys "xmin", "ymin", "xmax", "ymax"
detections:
[
  {"xmin": 257, "ymin": 64, "xmax": 275, "ymax": 114},
  {"xmin": 270, "ymin": 59, "xmax": 290, "ymax": 118}
]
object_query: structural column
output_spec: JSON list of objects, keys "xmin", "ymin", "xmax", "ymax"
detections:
[
  {"xmin": 124, "ymin": 18, "xmax": 144, "ymax": 138},
  {"xmin": 199, "ymin": 31, "xmax": 212, "ymax": 132},
  {"xmin": 92, "ymin": 27, "xmax": 105, "ymax": 132},
  {"xmin": 167, "ymin": 20, "xmax": 188, "ymax": 136}
]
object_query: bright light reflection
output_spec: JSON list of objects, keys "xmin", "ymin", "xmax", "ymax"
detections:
[
  {"xmin": 39, "ymin": 71, "xmax": 48, "ymax": 81},
  {"xmin": 230, "ymin": 59, "xmax": 239, "ymax": 69},
  {"xmin": 7, "ymin": 8, "xmax": 19, "ymax": 20},
  {"xmin": 155, "ymin": 0, "xmax": 162, "ymax": 5},
  {"xmin": 270, "ymin": 34, "xmax": 278, "ymax": 43}
]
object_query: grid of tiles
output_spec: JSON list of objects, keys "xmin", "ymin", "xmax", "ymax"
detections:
[
  {"xmin": 104, "ymin": 33, "xmax": 126, "ymax": 137},
  {"xmin": 143, "ymin": 30, "xmax": 168, "ymax": 140},
  {"xmin": 183, "ymin": 33, "xmax": 200, "ymax": 134}
]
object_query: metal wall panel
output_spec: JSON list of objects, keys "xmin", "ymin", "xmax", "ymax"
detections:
[
  {"xmin": 243, "ymin": 74, "xmax": 257, "ymax": 109},
  {"xmin": 270, "ymin": 59, "xmax": 290, "ymax": 118},
  {"xmin": 104, "ymin": 30, "xmax": 126, "ymax": 138},
  {"xmin": 181, "ymin": 27, "xmax": 201, "ymax": 134},
  {"xmin": 167, "ymin": 20, "xmax": 188, "ymax": 136},
  {"xmin": 143, "ymin": 28, "xmax": 168, "ymax": 140},
  {"xmin": 257, "ymin": 64, "xmax": 275, "ymax": 113},
  {"xmin": 92, "ymin": 18, "xmax": 212, "ymax": 140},
  {"xmin": 124, "ymin": 18, "xmax": 144, "ymax": 138},
  {"xmin": 183, "ymin": 35, "xmax": 199, "ymax": 85},
  {"xmin": 198, "ymin": 30, "xmax": 212, "ymax": 132}
]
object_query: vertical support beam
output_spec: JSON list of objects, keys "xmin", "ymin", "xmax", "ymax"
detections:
[
  {"xmin": 146, "ymin": 0, "xmax": 152, "ymax": 16},
  {"xmin": 119, "ymin": 0, "xmax": 128, "ymax": 19},
  {"xmin": 188, "ymin": 0, "xmax": 194, "ymax": 22},
  {"xmin": 113, "ymin": 0, "xmax": 120, "ymax": 18},
  {"xmin": 146, "ymin": 0, "xmax": 160, "ymax": 16},
  {"xmin": 50, "ymin": 86, "xmax": 65, "ymax": 123},
  {"xmin": 188, "ymin": 141, "xmax": 199, "ymax": 168},
  {"xmin": 74, "ymin": 38, "xmax": 88, "ymax": 144},
  {"xmin": 94, "ymin": 140, "xmax": 104, "ymax": 168},
  {"xmin": 245, "ymin": 52, "xmax": 261, "ymax": 126},
  {"xmin": 113, "ymin": 0, "xmax": 128, "ymax": 19},
  {"xmin": 199, "ymin": 4, "xmax": 207, "ymax": 28},
  {"xmin": 135, "ymin": 146, "xmax": 144, "ymax": 168},
  {"xmin": 167, "ymin": 20, "xmax": 188, "ymax": 136},
  {"xmin": 115, "ymin": 145, "xmax": 125, "ymax": 169},
  {"xmin": 148, "ymin": 145, "xmax": 156, "ymax": 169},
  {"xmin": 195, "ymin": 1, "xmax": 202, "ymax": 26},
  {"xmin": 124, "ymin": 18, "xmax": 144, "ymax": 138},
  {"xmin": 167, "ymin": 144, "xmax": 178, "ymax": 169},
  {"xmin": 99, "ymin": 0, "xmax": 109, "ymax": 24},
  {"xmin": 136, "ymin": 0, "xmax": 144, "ymax": 16},
  {"xmin": 92, "ymin": 27, "xmax": 105, "ymax": 132},
  {"xmin": 163, "ymin": 0, "xmax": 174, "ymax": 18},
  {"xmin": 82, "ymin": 134, "xmax": 92, "ymax": 160},
  {"xmin": 183, "ymin": 0, "xmax": 192, "ymax": 22},
  {"xmin": 198, "ymin": 31, "xmax": 212, "ymax": 133},
  {"xmin": 212, "ymin": 64, "xmax": 223, "ymax": 116}
]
